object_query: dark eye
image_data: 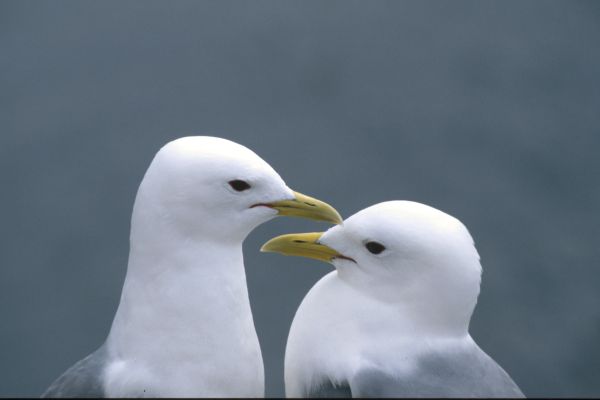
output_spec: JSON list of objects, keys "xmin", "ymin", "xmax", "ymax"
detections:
[
  {"xmin": 228, "ymin": 180, "xmax": 251, "ymax": 192},
  {"xmin": 365, "ymin": 241, "xmax": 385, "ymax": 254}
]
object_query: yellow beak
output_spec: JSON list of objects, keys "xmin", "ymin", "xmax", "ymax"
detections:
[
  {"xmin": 262, "ymin": 191, "xmax": 342, "ymax": 225},
  {"xmin": 261, "ymin": 232, "xmax": 352, "ymax": 264}
]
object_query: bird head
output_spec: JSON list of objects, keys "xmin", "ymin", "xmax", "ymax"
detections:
[
  {"xmin": 262, "ymin": 201, "xmax": 482, "ymax": 332},
  {"xmin": 134, "ymin": 136, "xmax": 341, "ymax": 242}
]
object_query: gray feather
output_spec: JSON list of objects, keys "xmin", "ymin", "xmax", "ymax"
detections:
[
  {"xmin": 306, "ymin": 379, "xmax": 353, "ymax": 398},
  {"xmin": 350, "ymin": 347, "xmax": 524, "ymax": 398},
  {"xmin": 42, "ymin": 344, "xmax": 108, "ymax": 398}
]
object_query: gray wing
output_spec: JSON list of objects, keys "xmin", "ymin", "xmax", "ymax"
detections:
[
  {"xmin": 351, "ymin": 346, "xmax": 525, "ymax": 398},
  {"xmin": 42, "ymin": 344, "xmax": 108, "ymax": 398},
  {"xmin": 305, "ymin": 379, "xmax": 353, "ymax": 398}
]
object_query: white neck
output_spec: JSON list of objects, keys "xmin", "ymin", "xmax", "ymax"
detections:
[
  {"xmin": 104, "ymin": 191, "xmax": 264, "ymax": 397},
  {"xmin": 337, "ymin": 268, "xmax": 479, "ymax": 337}
]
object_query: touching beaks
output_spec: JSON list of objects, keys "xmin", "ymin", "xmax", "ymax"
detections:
[
  {"xmin": 254, "ymin": 191, "xmax": 342, "ymax": 225},
  {"xmin": 260, "ymin": 232, "xmax": 355, "ymax": 264}
]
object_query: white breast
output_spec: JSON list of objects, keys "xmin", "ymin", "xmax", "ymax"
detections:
[{"xmin": 104, "ymin": 243, "xmax": 264, "ymax": 397}]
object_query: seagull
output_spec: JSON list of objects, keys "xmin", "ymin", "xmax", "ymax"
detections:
[
  {"xmin": 43, "ymin": 136, "xmax": 341, "ymax": 398},
  {"xmin": 261, "ymin": 201, "xmax": 525, "ymax": 398}
]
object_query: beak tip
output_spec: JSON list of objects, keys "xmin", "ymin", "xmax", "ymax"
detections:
[{"xmin": 332, "ymin": 213, "xmax": 343, "ymax": 225}]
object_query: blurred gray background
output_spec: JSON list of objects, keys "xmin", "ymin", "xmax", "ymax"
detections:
[{"xmin": 1, "ymin": 0, "xmax": 599, "ymax": 397}]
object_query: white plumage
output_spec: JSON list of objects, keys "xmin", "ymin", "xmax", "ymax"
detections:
[
  {"xmin": 44, "ymin": 136, "xmax": 340, "ymax": 398},
  {"xmin": 264, "ymin": 201, "xmax": 524, "ymax": 398}
]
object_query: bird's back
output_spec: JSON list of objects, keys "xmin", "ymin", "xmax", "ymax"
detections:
[
  {"xmin": 349, "ymin": 341, "xmax": 524, "ymax": 398},
  {"xmin": 42, "ymin": 344, "xmax": 108, "ymax": 398}
]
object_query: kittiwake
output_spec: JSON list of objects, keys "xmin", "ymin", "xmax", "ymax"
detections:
[
  {"xmin": 261, "ymin": 201, "xmax": 524, "ymax": 398},
  {"xmin": 43, "ymin": 136, "xmax": 342, "ymax": 398}
]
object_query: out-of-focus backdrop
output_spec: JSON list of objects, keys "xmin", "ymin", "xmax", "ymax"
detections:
[{"xmin": 1, "ymin": 0, "xmax": 599, "ymax": 396}]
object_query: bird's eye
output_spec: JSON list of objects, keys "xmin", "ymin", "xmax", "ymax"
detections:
[
  {"xmin": 365, "ymin": 241, "xmax": 386, "ymax": 254},
  {"xmin": 228, "ymin": 180, "xmax": 251, "ymax": 192}
]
